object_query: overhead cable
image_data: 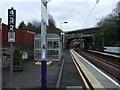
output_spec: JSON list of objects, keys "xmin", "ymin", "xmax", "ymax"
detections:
[{"xmin": 81, "ymin": 0, "xmax": 99, "ymax": 28}]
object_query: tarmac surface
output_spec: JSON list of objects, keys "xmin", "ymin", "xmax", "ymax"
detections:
[
  {"xmin": 2, "ymin": 49, "xmax": 87, "ymax": 90},
  {"xmin": 2, "ymin": 59, "xmax": 61, "ymax": 89}
]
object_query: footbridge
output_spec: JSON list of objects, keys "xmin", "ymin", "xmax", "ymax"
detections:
[{"xmin": 64, "ymin": 27, "xmax": 100, "ymax": 49}]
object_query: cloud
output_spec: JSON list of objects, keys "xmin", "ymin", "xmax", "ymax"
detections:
[
  {"xmin": 1, "ymin": 0, "xmax": 119, "ymax": 3},
  {"xmin": 48, "ymin": 0, "xmax": 119, "ymax": 31},
  {"xmin": 0, "ymin": 0, "xmax": 41, "ymax": 2},
  {"xmin": 1, "ymin": 0, "xmax": 119, "ymax": 31},
  {"xmin": 1, "ymin": 2, "xmax": 41, "ymax": 27}
]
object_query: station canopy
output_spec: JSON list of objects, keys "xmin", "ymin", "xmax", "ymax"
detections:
[{"xmin": 35, "ymin": 33, "xmax": 60, "ymax": 40}]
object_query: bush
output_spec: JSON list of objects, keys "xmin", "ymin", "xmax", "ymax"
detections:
[{"xmin": 13, "ymin": 48, "xmax": 22, "ymax": 65}]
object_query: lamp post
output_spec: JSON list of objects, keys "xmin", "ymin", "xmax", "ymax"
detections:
[
  {"xmin": 61, "ymin": 21, "xmax": 68, "ymax": 31},
  {"xmin": 61, "ymin": 21, "xmax": 68, "ymax": 51}
]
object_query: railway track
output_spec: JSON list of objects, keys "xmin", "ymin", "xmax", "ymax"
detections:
[
  {"xmin": 74, "ymin": 49, "xmax": 120, "ymax": 84},
  {"xmin": 80, "ymin": 51, "xmax": 119, "ymax": 69}
]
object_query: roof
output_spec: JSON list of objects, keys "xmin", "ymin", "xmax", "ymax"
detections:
[
  {"xmin": 35, "ymin": 33, "xmax": 60, "ymax": 39},
  {"xmin": 65, "ymin": 26, "xmax": 100, "ymax": 34}
]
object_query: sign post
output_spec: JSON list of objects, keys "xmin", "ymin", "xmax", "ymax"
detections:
[
  {"xmin": 0, "ymin": 18, "xmax": 2, "ymax": 90},
  {"xmin": 8, "ymin": 7, "xmax": 16, "ymax": 87},
  {"xmin": 41, "ymin": 0, "xmax": 49, "ymax": 88}
]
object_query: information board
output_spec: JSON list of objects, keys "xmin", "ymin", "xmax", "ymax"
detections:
[{"xmin": 8, "ymin": 32, "xmax": 15, "ymax": 42}]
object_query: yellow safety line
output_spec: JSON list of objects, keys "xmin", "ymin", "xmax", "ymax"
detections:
[
  {"xmin": 70, "ymin": 50, "xmax": 90, "ymax": 89},
  {"xmin": 71, "ymin": 49, "xmax": 105, "ymax": 89}
]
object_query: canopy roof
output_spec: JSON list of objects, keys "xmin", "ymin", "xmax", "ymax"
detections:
[{"xmin": 35, "ymin": 33, "xmax": 60, "ymax": 39}]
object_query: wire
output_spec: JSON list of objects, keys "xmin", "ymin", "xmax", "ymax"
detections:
[{"xmin": 81, "ymin": 0, "xmax": 99, "ymax": 28}]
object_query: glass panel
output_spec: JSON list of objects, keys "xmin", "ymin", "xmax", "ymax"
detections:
[
  {"xmin": 48, "ymin": 41, "xmax": 52, "ymax": 48},
  {"xmin": 53, "ymin": 41, "xmax": 59, "ymax": 48},
  {"xmin": 35, "ymin": 39, "xmax": 41, "ymax": 49},
  {"xmin": 47, "ymin": 50, "xmax": 59, "ymax": 59},
  {"xmin": 35, "ymin": 50, "xmax": 41, "ymax": 60}
]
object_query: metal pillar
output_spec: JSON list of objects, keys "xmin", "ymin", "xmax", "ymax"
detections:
[
  {"xmin": 61, "ymin": 21, "xmax": 68, "ymax": 51},
  {"xmin": 8, "ymin": 7, "xmax": 16, "ymax": 88},
  {"xmin": 41, "ymin": 60, "xmax": 46, "ymax": 88},
  {"xmin": 41, "ymin": 20, "xmax": 47, "ymax": 88},
  {"xmin": 10, "ymin": 43, "xmax": 13, "ymax": 87},
  {"xmin": 41, "ymin": 1, "xmax": 48, "ymax": 88}
]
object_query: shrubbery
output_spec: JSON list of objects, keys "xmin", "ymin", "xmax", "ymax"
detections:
[{"xmin": 13, "ymin": 48, "xmax": 22, "ymax": 65}]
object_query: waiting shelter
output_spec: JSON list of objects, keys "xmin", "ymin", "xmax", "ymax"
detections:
[{"xmin": 34, "ymin": 33, "xmax": 61, "ymax": 61}]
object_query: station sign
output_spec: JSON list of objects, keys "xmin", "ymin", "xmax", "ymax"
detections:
[
  {"xmin": 8, "ymin": 32, "xmax": 15, "ymax": 42},
  {"xmin": 41, "ymin": 2, "xmax": 49, "ymax": 25},
  {"xmin": 8, "ymin": 7, "xmax": 16, "ymax": 42}
]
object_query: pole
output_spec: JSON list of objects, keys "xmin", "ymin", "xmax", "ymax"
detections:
[
  {"xmin": 61, "ymin": 22, "xmax": 63, "ymax": 51},
  {"xmin": 41, "ymin": 1, "xmax": 47, "ymax": 88},
  {"xmin": 41, "ymin": 59, "xmax": 46, "ymax": 88},
  {"xmin": 41, "ymin": 21, "xmax": 47, "ymax": 88},
  {"xmin": 10, "ymin": 43, "xmax": 13, "ymax": 87},
  {"xmin": 0, "ymin": 18, "xmax": 2, "ymax": 90},
  {"xmin": 8, "ymin": 7, "xmax": 16, "ymax": 88},
  {"xmin": 63, "ymin": 32, "xmax": 65, "ymax": 50},
  {"xmin": 61, "ymin": 21, "xmax": 68, "ymax": 51}
]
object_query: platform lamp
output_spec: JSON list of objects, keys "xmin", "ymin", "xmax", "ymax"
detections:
[{"xmin": 61, "ymin": 21, "xmax": 68, "ymax": 51}]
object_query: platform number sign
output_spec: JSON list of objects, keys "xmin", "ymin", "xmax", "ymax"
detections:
[{"xmin": 8, "ymin": 7, "xmax": 16, "ymax": 42}]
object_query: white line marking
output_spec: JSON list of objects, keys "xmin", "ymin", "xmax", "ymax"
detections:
[{"xmin": 72, "ymin": 49, "xmax": 120, "ymax": 88}]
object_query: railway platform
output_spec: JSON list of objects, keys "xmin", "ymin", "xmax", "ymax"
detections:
[
  {"xmin": 70, "ymin": 49, "xmax": 120, "ymax": 89},
  {"xmin": 1, "ymin": 49, "xmax": 120, "ymax": 89},
  {"xmin": 59, "ymin": 50, "xmax": 86, "ymax": 89}
]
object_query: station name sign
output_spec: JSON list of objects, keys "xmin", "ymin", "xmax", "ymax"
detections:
[
  {"xmin": 41, "ymin": 1, "xmax": 49, "ymax": 26},
  {"xmin": 8, "ymin": 7, "xmax": 16, "ymax": 42}
]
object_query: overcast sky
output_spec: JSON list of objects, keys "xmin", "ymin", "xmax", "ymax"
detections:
[{"xmin": 0, "ymin": 0, "xmax": 119, "ymax": 31}]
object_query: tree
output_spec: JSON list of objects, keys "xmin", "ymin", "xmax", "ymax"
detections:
[
  {"xmin": 18, "ymin": 20, "xmax": 41, "ymax": 33},
  {"xmin": 47, "ymin": 15, "xmax": 62, "ymax": 36},
  {"xmin": 47, "ymin": 15, "xmax": 56, "ymax": 33},
  {"xmin": 95, "ymin": 1, "xmax": 120, "ymax": 47},
  {"xmin": 97, "ymin": 1, "xmax": 120, "ymax": 26},
  {"xmin": 96, "ymin": 1, "xmax": 120, "ymax": 46},
  {"xmin": 55, "ymin": 28, "xmax": 62, "ymax": 36},
  {"xmin": 18, "ymin": 21, "xmax": 26, "ymax": 29},
  {"xmin": 26, "ymin": 20, "xmax": 41, "ymax": 33},
  {"xmin": 18, "ymin": 15, "xmax": 62, "ymax": 35}
]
